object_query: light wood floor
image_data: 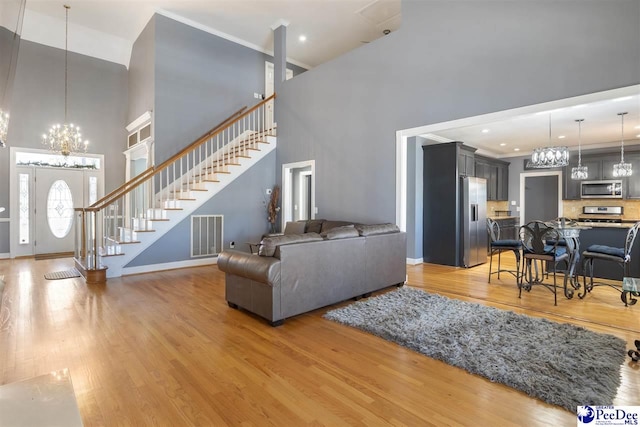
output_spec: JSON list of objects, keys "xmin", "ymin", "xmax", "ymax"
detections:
[{"xmin": 1, "ymin": 256, "xmax": 639, "ymax": 426}]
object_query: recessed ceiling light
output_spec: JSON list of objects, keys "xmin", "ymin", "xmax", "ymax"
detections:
[
  {"xmin": 558, "ymin": 135, "xmax": 566, "ymax": 139},
  {"xmin": 514, "ymin": 148, "xmax": 520, "ymax": 151},
  {"xmin": 635, "ymin": 125, "xmax": 640, "ymax": 129},
  {"xmin": 481, "ymin": 129, "xmax": 490, "ymax": 133},
  {"xmin": 500, "ymin": 143, "xmax": 506, "ymax": 146},
  {"xmin": 612, "ymin": 96, "xmax": 632, "ymax": 102},
  {"xmin": 637, "ymin": 134, "xmax": 640, "ymax": 138},
  {"xmin": 298, "ymin": 35, "xmax": 307, "ymax": 42}
]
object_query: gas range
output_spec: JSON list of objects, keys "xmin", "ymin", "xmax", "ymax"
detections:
[
  {"xmin": 579, "ymin": 206, "xmax": 624, "ymax": 224},
  {"xmin": 578, "ymin": 217, "xmax": 622, "ymax": 224}
]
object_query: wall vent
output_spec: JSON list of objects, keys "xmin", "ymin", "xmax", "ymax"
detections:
[{"xmin": 191, "ymin": 215, "xmax": 223, "ymax": 257}]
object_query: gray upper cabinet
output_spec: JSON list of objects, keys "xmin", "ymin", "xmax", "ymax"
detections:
[
  {"xmin": 475, "ymin": 156, "xmax": 509, "ymax": 201},
  {"xmin": 562, "ymin": 150, "xmax": 640, "ymax": 199},
  {"xmin": 626, "ymin": 152, "xmax": 640, "ymax": 198},
  {"xmin": 458, "ymin": 146, "xmax": 476, "ymax": 177}
]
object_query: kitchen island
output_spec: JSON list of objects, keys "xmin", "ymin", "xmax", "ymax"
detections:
[{"xmin": 571, "ymin": 222, "xmax": 640, "ymax": 280}]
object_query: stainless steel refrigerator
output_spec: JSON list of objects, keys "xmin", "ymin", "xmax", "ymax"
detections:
[{"xmin": 462, "ymin": 176, "xmax": 488, "ymax": 267}]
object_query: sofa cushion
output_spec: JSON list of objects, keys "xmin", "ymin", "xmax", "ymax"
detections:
[
  {"xmin": 320, "ymin": 220, "xmax": 354, "ymax": 234},
  {"xmin": 258, "ymin": 233, "xmax": 323, "ymax": 256},
  {"xmin": 305, "ymin": 219, "xmax": 325, "ymax": 234},
  {"xmin": 284, "ymin": 221, "xmax": 306, "ymax": 235},
  {"xmin": 322, "ymin": 225, "xmax": 360, "ymax": 240},
  {"xmin": 356, "ymin": 223, "xmax": 400, "ymax": 236}
]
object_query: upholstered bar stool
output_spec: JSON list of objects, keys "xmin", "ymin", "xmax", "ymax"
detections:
[
  {"xmin": 580, "ymin": 222, "xmax": 640, "ymax": 306},
  {"xmin": 487, "ymin": 218, "xmax": 522, "ymax": 283}
]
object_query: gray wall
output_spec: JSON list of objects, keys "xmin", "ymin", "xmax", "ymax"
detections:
[
  {"xmin": 275, "ymin": 0, "xmax": 640, "ymax": 248},
  {"xmin": 124, "ymin": 14, "xmax": 305, "ymax": 267},
  {"xmin": 127, "ymin": 17, "xmax": 155, "ymax": 124},
  {"xmin": 0, "ymin": 26, "xmax": 20, "ymax": 114},
  {"xmin": 126, "ymin": 151, "xmax": 276, "ymax": 266},
  {"xmin": 0, "ymin": 40, "xmax": 128, "ymax": 252},
  {"xmin": 153, "ymin": 14, "xmax": 305, "ymax": 165},
  {"xmin": 406, "ymin": 137, "xmax": 424, "ymax": 260}
]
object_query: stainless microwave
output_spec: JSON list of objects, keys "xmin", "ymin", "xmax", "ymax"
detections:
[{"xmin": 580, "ymin": 180, "xmax": 623, "ymax": 199}]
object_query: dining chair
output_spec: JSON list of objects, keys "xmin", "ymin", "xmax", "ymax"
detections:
[
  {"xmin": 487, "ymin": 218, "xmax": 522, "ymax": 283},
  {"xmin": 519, "ymin": 221, "xmax": 570, "ymax": 305},
  {"xmin": 581, "ymin": 221, "xmax": 640, "ymax": 306}
]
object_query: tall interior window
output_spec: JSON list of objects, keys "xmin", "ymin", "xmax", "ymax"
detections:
[{"xmin": 18, "ymin": 173, "xmax": 29, "ymax": 244}]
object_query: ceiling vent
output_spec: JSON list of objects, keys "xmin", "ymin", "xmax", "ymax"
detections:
[{"xmin": 356, "ymin": 0, "xmax": 401, "ymax": 27}]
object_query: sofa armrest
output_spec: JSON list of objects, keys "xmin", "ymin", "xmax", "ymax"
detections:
[{"xmin": 217, "ymin": 250, "xmax": 281, "ymax": 286}]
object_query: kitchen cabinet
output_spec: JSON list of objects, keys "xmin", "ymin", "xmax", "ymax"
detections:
[
  {"xmin": 458, "ymin": 146, "xmax": 476, "ymax": 177},
  {"xmin": 494, "ymin": 217, "xmax": 519, "ymax": 240},
  {"xmin": 563, "ymin": 150, "xmax": 640, "ymax": 199},
  {"xmin": 423, "ymin": 142, "xmax": 477, "ymax": 267},
  {"xmin": 475, "ymin": 156, "xmax": 509, "ymax": 201},
  {"xmin": 562, "ymin": 158, "xmax": 601, "ymax": 200},
  {"xmin": 625, "ymin": 152, "xmax": 640, "ymax": 198}
]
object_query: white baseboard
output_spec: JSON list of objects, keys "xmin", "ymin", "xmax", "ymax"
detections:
[
  {"xmin": 406, "ymin": 257, "xmax": 423, "ymax": 265},
  {"xmin": 121, "ymin": 257, "xmax": 218, "ymax": 276},
  {"xmin": 0, "ymin": 253, "xmax": 10, "ymax": 259}
]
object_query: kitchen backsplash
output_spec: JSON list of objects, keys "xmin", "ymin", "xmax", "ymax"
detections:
[
  {"xmin": 487, "ymin": 201, "xmax": 511, "ymax": 216},
  {"xmin": 563, "ymin": 200, "xmax": 640, "ymax": 220}
]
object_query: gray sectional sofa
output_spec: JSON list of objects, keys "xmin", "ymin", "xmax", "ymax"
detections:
[{"xmin": 217, "ymin": 220, "xmax": 407, "ymax": 326}]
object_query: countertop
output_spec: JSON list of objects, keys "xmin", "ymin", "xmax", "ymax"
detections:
[{"xmin": 577, "ymin": 222, "xmax": 638, "ymax": 229}]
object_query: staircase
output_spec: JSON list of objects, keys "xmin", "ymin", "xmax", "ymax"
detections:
[{"xmin": 74, "ymin": 95, "xmax": 276, "ymax": 284}]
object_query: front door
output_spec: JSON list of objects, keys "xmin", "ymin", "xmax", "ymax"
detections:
[{"xmin": 34, "ymin": 168, "xmax": 84, "ymax": 255}]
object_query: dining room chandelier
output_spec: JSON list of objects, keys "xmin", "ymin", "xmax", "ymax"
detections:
[
  {"xmin": 41, "ymin": 5, "xmax": 89, "ymax": 157},
  {"xmin": 612, "ymin": 112, "xmax": 632, "ymax": 177},
  {"xmin": 571, "ymin": 119, "xmax": 588, "ymax": 180},
  {"xmin": 0, "ymin": 0, "xmax": 27, "ymax": 148},
  {"xmin": 529, "ymin": 115, "xmax": 569, "ymax": 168}
]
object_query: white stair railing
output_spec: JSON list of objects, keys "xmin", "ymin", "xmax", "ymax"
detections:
[{"xmin": 74, "ymin": 94, "xmax": 276, "ymax": 276}]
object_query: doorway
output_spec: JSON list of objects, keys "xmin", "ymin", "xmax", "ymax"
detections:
[
  {"xmin": 519, "ymin": 170, "xmax": 563, "ymax": 225},
  {"xmin": 282, "ymin": 160, "xmax": 315, "ymax": 229},
  {"xmin": 9, "ymin": 147, "xmax": 104, "ymax": 257}
]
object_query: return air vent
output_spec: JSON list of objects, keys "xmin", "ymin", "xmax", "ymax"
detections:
[
  {"xmin": 191, "ymin": 215, "xmax": 223, "ymax": 257},
  {"xmin": 356, "ymin": 0, "xmax": 401, "ymax": 26}
]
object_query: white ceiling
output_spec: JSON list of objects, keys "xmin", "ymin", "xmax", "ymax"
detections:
[
  {"xmin": 419, "ymin": 87, "xmax": 640, "ymax": 159},
  {"xmin": 16, "ymin": 0, "xmax": 402, "ymax": 69}
]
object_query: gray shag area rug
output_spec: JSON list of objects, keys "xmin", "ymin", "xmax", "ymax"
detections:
[{"xmin": 324, "ymin": 287, "xmax": 626, "ymax": 412}]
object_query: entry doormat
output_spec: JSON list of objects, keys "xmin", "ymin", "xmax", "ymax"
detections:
[
  {"xmin": 324, "ymin": 287, "xmax": 626, "ymax": 412},
  {"xmin": 44, "ymin": 269, "xmax": 81, "ymax": 280}
]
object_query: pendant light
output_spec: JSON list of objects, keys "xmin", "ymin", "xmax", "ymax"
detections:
[
  {"xmin": 612, "ymin": 112, "xmax": 632, "ymax": 177},
  {"xmin": 571, "ymin": 119, "xmax": 588, "ymax": 180},
  {"xmin": 530, "ymin": 114, "xmax": 569, "ymax": 168},
  {"xmin": 41, "ymin": 5, "xmax": 89, "ymax": 157}
]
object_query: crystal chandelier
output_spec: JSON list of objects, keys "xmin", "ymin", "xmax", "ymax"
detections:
[
  {"xmin": 571, "ymin": 119, "xmax": 588, "ymax": 180},
  {"xmin": 41, "ymin": 5, "xmax": 89, "ymax": 157},
  {"xmin": 529, "ymin": 115, "xmax": 569, "ymax": 168},
  {"xmin": 0, "ymin": 0, "xmax": 27, "ymax": 148},
  {"xmin": 612, "ymin": 112, "xmax": 632, "ymax": 177}
]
